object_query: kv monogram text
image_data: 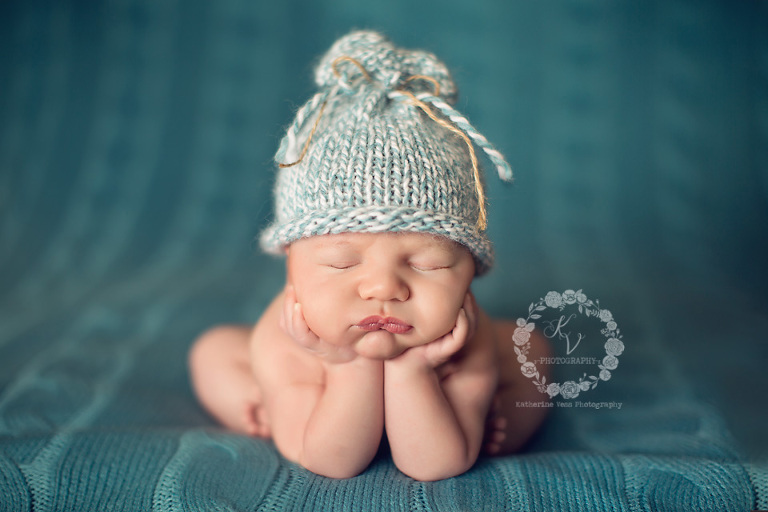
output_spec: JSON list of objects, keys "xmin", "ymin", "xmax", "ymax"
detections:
[{"xmin": 543, "ymin": 314, "xmax": 584, "ymax": 355}]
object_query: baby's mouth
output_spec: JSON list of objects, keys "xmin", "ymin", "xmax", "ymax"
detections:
[{"xmin": 356, "ymin": 316, "xmax": 413, "ymax": 334}]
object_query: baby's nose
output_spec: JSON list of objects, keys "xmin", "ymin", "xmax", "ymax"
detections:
[{"xmin": 358, "ymin": 270, "xmax": 409, "ymax": 302}]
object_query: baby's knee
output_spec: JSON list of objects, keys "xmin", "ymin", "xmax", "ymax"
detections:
[
  {"xmin": 188, "ymin": 325, "xmax": 250, "ymax": 372},
  {"xmin": 189, "ymin": 326, "xmax": 223, "ymax": 362}
]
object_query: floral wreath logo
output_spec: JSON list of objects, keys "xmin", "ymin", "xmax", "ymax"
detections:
[{"xmin": 514, "ymin": 290, "xmax": 625, "ymax": 400}]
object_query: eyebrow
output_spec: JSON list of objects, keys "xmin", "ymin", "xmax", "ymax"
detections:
[
  {"xmin": 311, "ymin": 232, "xmax": 461, "ymax": 254},
  {"xmin": 311, "ymin": 237, "xmax": 356, "ymax": 251},
  {"xmin": 408, "ymin": 234, "xmax": 462, "ymax": 252}
]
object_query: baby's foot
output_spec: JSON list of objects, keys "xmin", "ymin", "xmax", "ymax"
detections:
[
  {"xmin": 484, "ymin": 417, "xmax": 508, "ymax": 455},
  {"xmin": 483, "ymin": 397, "xmax": 508, "ymax": 455},
  {"xmin": 241, "ymin": 383, "xmax": 271, "ymax": 438},
  {"xmin": 243, "ymin": 401, "xmax": 271, "ymax": 438}
]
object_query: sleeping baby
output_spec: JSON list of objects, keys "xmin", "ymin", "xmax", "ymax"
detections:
[{"xmin": 188, "ymin": 30, "xmax": 550, "ymax": 482}]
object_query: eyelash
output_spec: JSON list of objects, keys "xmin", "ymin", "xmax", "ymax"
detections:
[
  {"xmin": 321, "ymin": 259, "xmax": 450, "ymax": 271},
  {"xmin": 410, "ymin": 262, "xmax": 448, "ymax": 272},
  {"xmin": 327, "ymin": 262, "xmax": 358, "ymax": 270}
]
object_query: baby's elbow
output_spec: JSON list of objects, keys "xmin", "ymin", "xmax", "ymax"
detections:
[
  {"xmin": 301, "ymin": 458, "xmax": 369, "ymax": 480},
  {"xmin": 396, "ymin": 457, "xmax": 476, "ymax": 482},
  {"xmin": 321, "ymin": 466, "xmax": 367, "ymax": 480},
  {"xmin": 281, "ymin": 431, "xmax": 380, "ymax": 480},
  {"xmin": 296, "ymin": 445, "xmax": 374, "ymax": 480}
]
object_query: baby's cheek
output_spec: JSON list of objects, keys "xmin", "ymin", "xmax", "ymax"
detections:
[
  {"xmin": 418, "ymin": 297, "xmax": 462, "ymax": 338},
  {"xmin": 300, "ymin": 298, "xmax": 340, "ymax": 340}
]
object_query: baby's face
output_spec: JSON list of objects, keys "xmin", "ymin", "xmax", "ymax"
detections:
[{"xmin": 286, "ymin": 232, "xmax": 475, "ymax": 360}]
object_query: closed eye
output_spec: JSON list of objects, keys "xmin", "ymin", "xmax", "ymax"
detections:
[
  {"xmin": 326, "ymin": 261, "xmax": 358, "ymax": 270},
  {"xmin": 409, "ymin": 261, "xmax": 450, "ymax": 271}
]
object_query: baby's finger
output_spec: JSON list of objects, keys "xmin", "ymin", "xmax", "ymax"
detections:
[
  {"xmin": 292, "ymin": 302, "xmax": 308, "ymax": 340},
  {"xmin": 292, "ymin": 302, "xmax": 320, "ymax": 349},
  {"xmin": 432, "ymin": 308, "xmax": 467, "ymax": 362},
  {"xmin": 452, "ymin": 307, "xmax": 469, "ymax": 347},
  {"xmin": 463, "ymin": 292, "xmax": 478, "ymax": 339},
  {"xmin": 280, "ymin": 286, "xmax": 296, "ymax": 335}
]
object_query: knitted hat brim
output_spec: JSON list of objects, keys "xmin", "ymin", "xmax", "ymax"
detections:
[{"xmin": 259, "ymin": 206, "xmax": 493, "ymax": 275}]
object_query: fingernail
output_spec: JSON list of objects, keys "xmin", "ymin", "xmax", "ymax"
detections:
[{"xmin": 294, "ymin": 303, "xmax": 301, "ymax": 320}]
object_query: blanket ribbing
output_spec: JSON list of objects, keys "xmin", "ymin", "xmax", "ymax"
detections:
[{"xmin": 1, "ymin": 0, "xmax": 766, "ymax": 510}]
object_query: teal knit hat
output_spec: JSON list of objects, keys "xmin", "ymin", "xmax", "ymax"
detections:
[{"xmin": 259, "ymin": 31, "xmax": 512, "ymax": 274}]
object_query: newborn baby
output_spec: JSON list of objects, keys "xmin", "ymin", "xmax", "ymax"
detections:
[{"xmin": 188, "ymin": 31, "xmax": 550, "ymax": 481}]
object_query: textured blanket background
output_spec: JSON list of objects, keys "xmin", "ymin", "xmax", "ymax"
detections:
[{"xmin": 1, "ymin": 1, "xmax": 766, "ymax": 510}]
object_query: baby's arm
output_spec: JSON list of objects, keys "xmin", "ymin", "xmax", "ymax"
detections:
[
  {"xmin": 383, "ymin": 293, "xmax": 498, "ymax": 481},
  {"xmin": 251, "ymin": 290, "xmax": 384, "ymax": 479}
]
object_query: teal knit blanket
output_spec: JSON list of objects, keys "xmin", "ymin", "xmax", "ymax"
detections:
[{"xmin": 1, "ymin": 1, "xmax": 766, "ymax": 510}]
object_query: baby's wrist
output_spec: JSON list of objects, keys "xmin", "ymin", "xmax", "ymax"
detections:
[
  {"xmin": 385, "ymin": 351, "xmax": 437, "ymax": 374},
  {"xmin": 324, "ymin": 357, "xmax": 384, "ymax": 383}
]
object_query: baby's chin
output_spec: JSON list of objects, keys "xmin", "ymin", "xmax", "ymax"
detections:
[{"xmin": 353, "ymin": 331, "xmax": 413, "ymax": 360}]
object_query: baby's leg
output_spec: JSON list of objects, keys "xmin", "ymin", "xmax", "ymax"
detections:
[
  {"xmin": 484, "ymin": 320, "xmax": 551, "ymax": 455},
  {"xmin": 188, "ymin": 325, "xmax": 270, "ymax": 437}
]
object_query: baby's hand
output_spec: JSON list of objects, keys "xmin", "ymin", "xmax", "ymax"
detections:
[
  {"xmin": 281, "ymin": 286, "xmax": 357, "ymax": 364},
  {"xmin": 395, "ymin": 292, "xmax": 477, "ymax": 370}
]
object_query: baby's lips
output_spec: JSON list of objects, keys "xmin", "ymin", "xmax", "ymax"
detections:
[{"xmin": 356, "ymin": 316, "xmax": 413, "ymax": 334}]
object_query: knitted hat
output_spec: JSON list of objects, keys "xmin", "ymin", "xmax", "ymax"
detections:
[{"xmin": 259, "ymin": 31, "xmax": 512, "ymax": 275}]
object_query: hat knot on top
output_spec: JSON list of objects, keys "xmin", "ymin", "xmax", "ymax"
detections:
[
  {"xmin": 313, "ymin": 31, "xmax": 457, "ymax": 102},
  {"xmin": 260, "ymin": 30, "xmax": 512, "ymax": 275}
]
